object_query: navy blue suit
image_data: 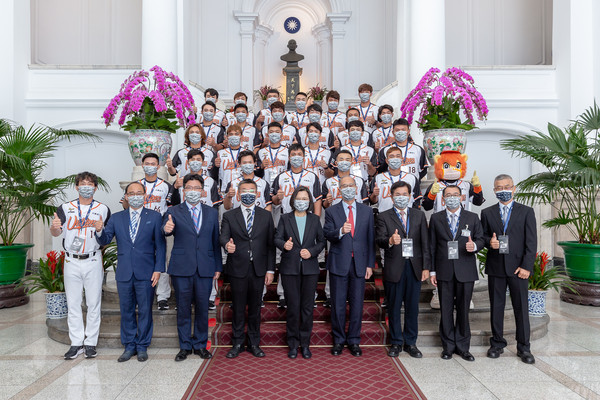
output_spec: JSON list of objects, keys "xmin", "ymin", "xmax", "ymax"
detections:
[
  {"xmin": 97, "ymin": 207, "xmax": 166, "ymax": 352},
  {"xmin": 324, "ymin": 201, "xmax": 375, "ymax": 345},
  {"xmin": 163, "ymin": 202, "xmax": 223, "ymax": 351}
]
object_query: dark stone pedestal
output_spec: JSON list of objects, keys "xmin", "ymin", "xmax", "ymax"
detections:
[
  {"xmin": 0, "ymin": 284, "xmax": 29, "ymax": 308},
  {"xmin": 560, "ymin": 281, "xmax": 600, "ymax": 306}
]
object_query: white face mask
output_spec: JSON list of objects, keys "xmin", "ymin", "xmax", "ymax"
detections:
[
  {"xmin": 235, "ymin": 98, "xmax": 246, "ymax": 105},
  {"xmin": 359, "ymin": 92, "xmax": 371, "ymax": 103},
  {"xmin": 381, "ymin": 114, "xmax": 393, "ymax": 124},
  {"xmin": 267, "ymin": 97, "xmax": 278, "ymax": 106},
  {"xmin": 328, "ymin": 101, "xmax": 338, "ymax": 111},
  {"xmin": 189, "ymin": 160, "xmax": 203, "ymax": 173},
  {"xmin": 308, "ymin": 113, "xmax": 321, "ymax": 123},
  {"xmin": 189, "ymin": 133, "xmax": 202, "ymax": 145}
]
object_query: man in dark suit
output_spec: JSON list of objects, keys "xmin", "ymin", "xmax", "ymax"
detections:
[
  {"xmin": 220, "ymin": 178, "xmax": 276, "ymax": 359},
  {"xmin": 323, "ymin": 176, "xmax": 375, "ymax": 357},
  {"xmin": 482, "ymin": 174, "xmax": 537, "ymax": 364},
  {"xmin": 376, "ymin": 181, "xmax": 430, "ymax": 358},
  {"xmin": 163, "ymin": 174, "xmax": 222, "ymax": 362},
  {"xmin": 430, "ymin": 184, "xmax": 484, "ymax": 361},
  {"xmin": 96, "ymin": 181, "xmax": 166, "ymax": 362}
]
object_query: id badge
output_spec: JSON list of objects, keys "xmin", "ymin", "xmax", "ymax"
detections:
[
  {"xmin": 402, "ymin": 238, "xmax": 414, "ymax": 258},
  {"xmin": 448, "ymin": 241, "xmax": 459, "ymax": 260},
  {"xmin": 498, "ymin": 235, "xmax": 509, "ymax": 254},
  {"xmin": 231, "ymin": 169, "xmax": 240, "ymax": 182},
  {"xmin": 70, "ymin": 235, "xmax": 85, "ymax": 252},
  {"xmin": 462, "ymin": 226, "xmax": 471, "ymax": 237},
  {"xmin": 400, "ymin": 165, "xmax": 410, "ymax": 173},
  {"xmin": 268, "ymin": 169, "xmax": 276, "ymax": 187},
  {"xmin": 351, "ymin": 163, "xmax": 362, "ymax": 176}
]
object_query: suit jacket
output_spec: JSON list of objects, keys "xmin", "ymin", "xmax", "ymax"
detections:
[
  {"xmin": 323, "ymin": 201, "xmax": 375, "ymax": 277},
  {"xmin": 163, "ymin": 203, "xmax": 223, "ymax": 278},
  {"xmin": 274, "ymin": 212, "xmax": 326, "ymax": 275},
  {"xmin": 481, "ymin": 202, "xmax": 537, "ymax": 276},
  {"xmin": 97, "ymin": 208, "xmax": 166, "ymax": 282},
  {"xmin": 429, "ymin": 208, "xmax": 484, "ymax": 283},
  {"xmin": 375, "ymin": 207, "xmax": 430, "ymax": 282},
  {"xmin": 219, "ymin": 206, "xmax": 275, "ymax": 278}
]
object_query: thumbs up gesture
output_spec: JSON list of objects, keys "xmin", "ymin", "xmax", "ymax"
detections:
[
  {"xmin": 431, "ymin": 181, "xmax": 441, "ymax": 195},
  {"xmin": 164, "ymin": 214, "xmax": 175, "ymax": 234},
  {"xmin": 214, "ymin": 156, "xmax": 221, "ymax": 167},
  {"xmin": 490, "ymin": 232, "xmax": 500, "ymax": 249},
  {"xmin": 51, "ymin": 212, "xmax": 62, "ymax": 231},
  {"xmin": 342, "ymin": 218, "xmax": 352, "ymax": 235},
  {"xmin": 389, "ymin": 229, "xmax": 401, "ymax": 246},
  {"xmin": 284, "ymin": 236, "xmax": 294, "ymax": 251},
  {"xmin": 277, "ymin": 188, "xmax": 285, "ymax": 201},
  {"xmin": 226, "ymin": 238, "xmax": 236, "ymax": 253},
  {"xmin": 95, "ymin": 215, "xmax": 103, "ymax": 232},
  {"xmin": 466, "ymin": 235, "xmax": 475, "ymax": 252},
  {"xmin": 166, "ymin": 154, "xmax": 173, "ymax": 169},
  {"xmin": 471, "ymin": 170, "xmax": 480, "ymax": 187},
  {"xmin": 372, "ymin": 182, "xmax": 380, "ymax": 197},
  {"xmin": 174, "ymin": 173, "xmax": 183, "ymax": 189}
]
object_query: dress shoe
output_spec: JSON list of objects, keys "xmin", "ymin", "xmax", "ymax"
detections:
[
  {"xmin": 487, "ymin": 346, "xmax": 504, "ymax": 359},
  {"xmin": 226, "ymin": 344, "xmax": 244, "ymax": 359},
  {"xmin": 117, "ymin": 350, "xmax": 136, "ymax": 363},
  {"xmin": 441, "ymin": 350, "xmax": 453, "ymax": 360},
  {"xmin": 403, "ymin": 344, "xmax": 423, "ymax": 359},
  {"xmin": 456, "ymin": 350, "xmax": 475, "ymax": 362},
  {"xmin": 301, "ymin": 346, "xmax": 312, "ymax": 359},
  {"xmin": 247, "ymin": 345, "xmax": 266, "ymax": 358},
  {"xmin": 517, "ymin": 351, "xmax": 535, "ymax": 364},
  {"xmin": 331, "ymin": 343, "xmax": 344, "ymax": 356},
  {"xmin": 348, "ymin": 344, "xmax": 362, "ymax": 357},
  {"xmin": 137, "ymin": 350, "xmax": 148, "ymax": 362},
  {"xmin": 288, "ymin": 348, "xmax": 298, "ymax": 359},
  {"xmin": 387, "ymin": 344, "xmax": 401, "ymax": 357},
  {"xmin": 194, "ymin": 348, "xmax": 213, "ymax": 359},
  {"xmin": 175, "ymin": 349, "xmax": 192, "ymax": 362}
]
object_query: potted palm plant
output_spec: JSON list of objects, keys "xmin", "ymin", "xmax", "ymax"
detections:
[
  {"xmin": 0, "ymin": 119, "xmax": 101, "ymax": 308},
  {"xmin": 501, "ymin": 102, "xmax": 600, "ymax": 306},
  {"xmin": 102, "ymin": 65, "xmax": 196, "ymax": 166},
  {"xmin": 528, "ymin": 252, "xmax": 574, "ymax": 315},
  {"xmin": 400, "ymin": 67, "xmax": 489, "ymax": 164}
]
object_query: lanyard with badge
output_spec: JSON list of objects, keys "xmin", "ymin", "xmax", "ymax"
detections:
[
  {"xmin": 400, "ymin": 143, "xmax": 411, "ymax": 173},
  {"xmin": 267, "ymin": 146, "xmax": 282, "ymax": 186},
  {"xmin": 381, "ymin": 126, "xmax": 391, "ymax": 145},
  {"xmin": 327, "ymin": 112, "xmax": 338, "ymax": 128},
  {"xmin": 394, "ymin": 207, "xmax": 413, "ymax": 258},
  {"xmin": 498, "ymin": 203, "xmax": 513, "ymax": 254},
  {"xmin": 296, "ymin": 112, "xmax": 306, "ymax": 127},
  {"xmin": 143, "ymin": 178, "xmax": 159, "ymax": 207},
  {"xmin": 349, "ymin": 144, "xmax": 363, "ymax": 176},
  {"xmin": 229, "ymin": 147, "xmax": 241, "ymax": 181},
  {"xmin": 71, "ymin": 200, "xmax": 94, "ymax": 253},
  {"xmin": 446, "ymin": 211, "xmax": 461, "ymax": 260},
  {"xmin": 289, "ymin": 171, "xmax": 306, "ymax": 191},
  {"xmin": 359, "ymin": 104, "xmax": 372, "ymax": 124},
  {"xmin": 307, "ymin": 148, "xmax": 321, "ymax": 169}
]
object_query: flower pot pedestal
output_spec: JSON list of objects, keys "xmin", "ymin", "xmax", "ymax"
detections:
[
  {"xmin": 0, "ymin": 284, "xmax": 29, "ymax": 308},
  {"xmin": 560, "ymin": 281, "xmax": 600, "ymax": 306}
]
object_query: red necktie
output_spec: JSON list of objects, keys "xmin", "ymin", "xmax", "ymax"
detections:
[{"xmin": 348, "ymin": 205, "xmax": 355, "ymax": 237}]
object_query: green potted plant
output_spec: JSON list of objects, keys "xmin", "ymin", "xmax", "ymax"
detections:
[
  {"xmin": 501, "ymin": 102, "xmax": 600, "ymax": 305},
  {"xmin": 254, "ymin": 85, "xmax": 278, "ymax": 109},
  {"xmin": 528, "ymin": 252, "xmax": 574, "ymax": 315},
  {"xmin": 307, "ymin": 84, "xmax": 328, "ymax": 107},
  {"xmin": 102, "ymin": 65, "xmax": 196, "ymax": 166},
  {"xmin": 0, "ymin": 119, "xmax": 101, "ymax": 308},
  {"xmin": 400, "ymin": 67, "xmax": 489, "ymax": 165},
  {"xmin": 18, "ymin": 250, "xmax": 68, "ymax": 318}
]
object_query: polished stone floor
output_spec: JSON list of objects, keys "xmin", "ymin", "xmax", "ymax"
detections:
[{"xmin": 1, "ymin": 291, "xmax": 599, "ymax": 400}]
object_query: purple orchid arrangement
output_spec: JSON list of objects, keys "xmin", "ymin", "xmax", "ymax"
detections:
[
  {"xmin": 400, "ymin": 67, "xmax": 488, "ymax": 132},
  {"xmin": 308, "ymin": 85, "xmax": 328, "ymax": 101},
  {"xmin": 102, "ymin": 65, "xmax": 196, "ymax": 133}
]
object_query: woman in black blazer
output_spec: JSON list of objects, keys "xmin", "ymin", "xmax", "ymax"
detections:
[{"xmin": 275, "ymin": 186, "xmax": 326, "ymax": 360}]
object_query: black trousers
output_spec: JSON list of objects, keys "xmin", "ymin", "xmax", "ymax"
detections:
[
  {"xmin": 229, "ymin": 264, "xmax": 264, "ymax": 347},
  {"xmin": 385, "ymin": 260, "xmax": 422, "ymax": 345},
  {"xmin": 330, "ymin": 259, "xmax": 365, "ymax": 345},
  {"xmin": 488, "ymin": 274, "xmax": 531, "ymax": 352},
  {"xmin": 281, "ymin": 273, "xmax": 319, "ymax": 348},
  {"xmin": 438, "ymin": 279, "xmax": 474, "ymax": 353}
]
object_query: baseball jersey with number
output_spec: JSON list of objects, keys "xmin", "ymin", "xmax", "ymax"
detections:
[
  {"xmin": 340, "ymin": 143, "xmax": 376, "ymax": 182},
  {"xmin": 257, "ymin": 146, "xmax": 289, "ymax": 187},
  {"xmin": 377, "ymin": 142, "xmax": 428, "ymax": 180},
  {"xmin": 271, "ymin": 170, "xmax": 322, "ymax": 214},
  {"xmin": 370, "ymin": 172, "xmax": 420, "ymax": 212},
  {"xmin": 56, "ymin": 200, "xmax": 111, "ymax": 254},
  {"xmin": 225, "ymin": 175, "xmax": 272, "ymax": 209},
  {"xmin": 322, "ymin": 175, "xmax": 369, "ymax": 206}
]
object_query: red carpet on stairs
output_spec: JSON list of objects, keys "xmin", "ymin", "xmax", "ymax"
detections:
[{"xmin": 182, "ymin": 347, "xmax": 426, "ymax": 400}]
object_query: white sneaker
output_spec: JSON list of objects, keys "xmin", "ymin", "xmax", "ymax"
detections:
[
  {"xmin": 470, "ymin": 300, "xmax": 475, "ymax": 310},
  {"xmin": 430, "ymin": 289, "xmax": 440, "ymax": 309}
]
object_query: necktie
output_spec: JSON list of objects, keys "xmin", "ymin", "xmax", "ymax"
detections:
[
  {"xmin": 348, "ymin": 205, "xmax": 355, "ymax": 237},
  {"xmin": 192, "ymin": 207, "xmax": 200, "ymax": 234},
  {"xmin": 451, "ymin": 213, "xmax": 457, "ymax": 238},
  {"xmin": 130, "ymin": 211, "xmax": 138, "ymax": 241},
  {"xmin": 400, "ymin": 209, "xmax": 406, "ymax": 232},
  {"xmin": 246, "ymin": 208, "xmax": 253, "ymax": 235},
  {"xmin": 501, "ymin": 205, "xmax": 508, "ymax": 226}
]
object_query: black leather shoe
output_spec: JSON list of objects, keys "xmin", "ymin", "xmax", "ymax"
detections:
[
  {"xmin": 331, "ymin": 343, "xmax": 344, "ymax": 356},
  {"xmin": 194, "ymin": 348, "xmax": 213, "ymax": 359},
  {"xmin": 441, "ymin": 351, "xmax": 453, "ymax": 360},
  {"xmin": 387, "ymin": 344, "xmax": 401, "ymax": 357},
  {"xmin": 288, "ymin": 348, "xmax": 298, "ymax": 359},
  {"xmin": 301, "ymin": 346, "xmax": 312, "ymax": 359},
  {"xmin": 487, "ymin": 346, "xmax": 504, "ymax": 359},
  {"xmin": 247, "ymin": 345, "xmax": 266, "ymax": 358},
  {"xmin": 348, "ymin": 344, "xmax": 362, "ymax": 357},
  {"xmin": 403, "ymin": 344, "xmax": 423, "ymax": 358},
  {"xmin": 175, "ymin": 349, "xmax": 192, "ymax": 362},
  {"xmin": 457, "ymin": 351, "xmax": 475, "ymax": 362},
  {"xmin": 226, "ymin": 344, "xmax": 244, "ymax": 359},
  {"xmin": 137, "ymin": 351, "xmax": 148, "ymax": 362},
  {"xmin": 117, "ymin": 350, "xmax": 136, "ymax": 362},
  {"xmin": 517, "ymin": 351, "xmax": 535, "ymax": 364}
]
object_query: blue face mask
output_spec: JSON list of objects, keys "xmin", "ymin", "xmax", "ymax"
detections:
[
  {"xmin": 444, "ymin": 196, "xmax": 461, "ymax": 210},
  {"xmin": 78, "ymin": 185, "xmax": 95, "ymax": 199},
  {"xmin": 186, "ymin": 190, "xmax": 202, "ymax": 205},
  {"xmin": 228, "ymin": 135, "xmax": 241, "ymax": 147},
  {"xmin": 296, "ymin": 100, "xmax": 306, "ymax": 110},
  {"xmin": 307, "ymin": 132, "xmax": 320, "ymax": 143},
  {"xmin": 272, "ymin": 112, "xmax": 284, "ymax": 122},
  {"xmin": 349, "ymin": 130, "xmax": 362, "ymax": 142},
  {"xmin": 328, "ymin": 101, "xmax": 338, "ymax": 111},
  {"xmin": 269, "ymin": 133, "xmax": 281, "ymax": 144},
  {"xmin": 189, "ymin": 160, "xmax": 203, "ymax": 173},
  {"xmin": 267, "ymin": 97, "xmax": 278, "ymax": 106},
  {"xmin": 387, "ymin": 158, "xmax": 402, "ymax": 170},
  {"xmin": 189, "ymin": 133, "xmax": 202, "ymax": 145},
  {"xmin": 294, "ymin": 199, "xmax": 309, "ymax": 212},
  {"xmin": 235, "ymin": 113, "xmax": 247, "ymax": 123},
  {"xmin": 393, "ymin": 195, "xmax": 409, "ymax": 209},
  {"xmin": 308, "ymin": 113, "xmax": 321, "ymax": 123},
  {"xmin": 202, "ymin": 111, "xmax": 214, "ymax": 121},
  {"xmin": 240, "ymin": 192, "xmax": 256, "ymax": 206},
  {"xmin": 240, "ymin": 163, "xmax": 255, "ymax": 175},
  {"xmin": 381, "ymin": 114, "xmax": 393, "ymax": 124},
  {"xmin": 289, "ymin": 156, "xmax": 304, "ymax": 168},
  {"xmin": 143, "ymin": 165, "xmax": 158, "ymax": 176},
  {"xmin": 127, "ymin": 195, "xmax": 145, "ymax": 209},
  {"xmin": 395, "ymin": 130, "xmax": 408, "ymax": 142},
  {"xmin": 495, "ymin": 190, "xmax": 513, "ymax": 202},
  {"xmin": 340, "ymin": 186, "xmax": 356, "ymax": 201},
  {"xmin": 337, "ymin": 161, "xmax": 351, "ymax": 172},
  {"xmin": 359, "ymin": 92, "xmax": 370, "ymax": 102}
]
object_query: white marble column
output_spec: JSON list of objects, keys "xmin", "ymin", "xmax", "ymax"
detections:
[
  {"xmin": 234, "ymin": 12, "xmax": 259, "ymax": 105},
  {"xmin": 254, "ymin": 23, "xmax": 274, "ymax": 109},
  {"xmin": 312, "ymin": 23, "xmax": 332, "ymax": 89},
  {"xmin": 408, "ymin": 0, "xmax": 445, "ymax": 88},
  {"xmin": 142, "ymin": 0, "xmax": 178, "ymax": 72},
  {"xmin": 326, "ymin": 12, "xmax": 351, "ymax": 99}
]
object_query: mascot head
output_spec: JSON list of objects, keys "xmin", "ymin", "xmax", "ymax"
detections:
[{"xmin": 433, "ymin": 150, "xmax": 468, "ymax": 181}]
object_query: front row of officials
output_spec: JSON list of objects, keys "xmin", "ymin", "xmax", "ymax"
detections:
[{"xmin": 52, "ymin": 172, "xmax": 536, "ymax": 365}]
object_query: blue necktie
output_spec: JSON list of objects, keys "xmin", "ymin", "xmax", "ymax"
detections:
[
  {"xmin": 192, "ymin": 207, "xmax": 200, "ymax": 233},
  {"xmin": 130, "ymin": 211, "xmax": 138, "ymax": 241}
]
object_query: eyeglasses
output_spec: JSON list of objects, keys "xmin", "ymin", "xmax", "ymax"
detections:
[
  {"xmin": 184, "ymin": 186, "xmax": 203, "ymax": 191},
  {"xmin": 494, "ymin": 185, "xmax": 514, "ymax": 191}
]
